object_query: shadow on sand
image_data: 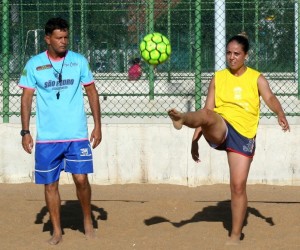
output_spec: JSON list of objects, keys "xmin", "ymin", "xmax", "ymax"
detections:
[
  {"xmin": 144, "ymin": 200, "xmax": 274, "ymax": 239},
  {"xmin": 34, "ymin": 200, "xmax": 108, "ymax": 235}
]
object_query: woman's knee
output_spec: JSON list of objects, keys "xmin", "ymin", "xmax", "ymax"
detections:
[
  {"xmin": 230, "ymin": 182, "xmax": 247, "ymax": 196},
  {"xmin": 198, "ymin": 109, "xmax": 214, "ymax": 124},
  {"xmin": 200, "ymin": 109, "xmax": 225, "ymax": 129}
]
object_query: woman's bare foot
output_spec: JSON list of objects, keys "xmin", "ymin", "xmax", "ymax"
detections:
[
  {"xmin": 84, "ymin": 221, "xmax": 96, "ymax": 240},
  {"xmin": 48, "ymin": 234, "xmax": 62, "ymax": 245},
  {"xmin": 168, "ymin": 109, "xmax": 184, "ymax": 130},
  {"xmin": 225, "ymin": 234, "xmax": 241, "ymax": 246}
]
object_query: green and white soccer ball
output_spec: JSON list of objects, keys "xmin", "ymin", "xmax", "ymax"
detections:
[{"xmin": 139, "ymin": 32, "xmax": 171, "ymax": 65}]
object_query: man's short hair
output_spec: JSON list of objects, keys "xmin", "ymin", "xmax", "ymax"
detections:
[{"xmin": 45, "ymin": 17, "xmax": 69, "ymax": 35}]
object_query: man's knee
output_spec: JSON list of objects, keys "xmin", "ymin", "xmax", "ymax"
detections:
[
  {"xmin": 73, "ymin": 174, "xmax": 89, "ymax": 187},
  {"xmin": 45, "ymin": 181, "xmax": 59, "ymax": 193}
]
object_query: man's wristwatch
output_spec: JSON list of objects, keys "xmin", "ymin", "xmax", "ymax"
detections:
[{"xmin": 20, "ymin": 130, "xmax": 30, "ymax": 137}]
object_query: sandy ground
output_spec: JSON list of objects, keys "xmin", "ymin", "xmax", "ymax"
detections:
[{"xmin": 0, "ymin": 183, "xmax": 299, "ymax": 250}]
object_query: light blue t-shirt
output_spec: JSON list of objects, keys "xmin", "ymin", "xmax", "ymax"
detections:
[{"xmin": 19, "ymin": 50, "xmax": 94, "ymax": 143}]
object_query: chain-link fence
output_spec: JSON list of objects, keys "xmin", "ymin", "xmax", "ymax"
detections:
[{"xmin": 1, "ymin": 0, "xmax": 299, "ymax": 122}]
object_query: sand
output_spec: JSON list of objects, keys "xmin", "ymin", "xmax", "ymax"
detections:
[{"xmin": 0, "ymin": 183, "xmax": 299, "ymax": 250}]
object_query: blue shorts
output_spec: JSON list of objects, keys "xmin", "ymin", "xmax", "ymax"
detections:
[
  {"xmin": 35, "ymin": 140, "xmax": 93, "ymax": 184},
  {"xmin": 208, "ymin": 121, "xmax": 256, "ymax": 158}
]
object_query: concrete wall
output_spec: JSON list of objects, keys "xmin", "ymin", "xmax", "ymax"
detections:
[{"xmin": 1, "ymin": 119, "xmax": 300, "ymax": 186}]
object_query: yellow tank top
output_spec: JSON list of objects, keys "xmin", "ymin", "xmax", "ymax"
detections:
[{"xmin": 214, "ymin": 67, "xmax": 261, "ymax": 138}]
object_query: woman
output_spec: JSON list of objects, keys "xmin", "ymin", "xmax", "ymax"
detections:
[{"xmin": 168, "ymin": 33, "xmax": 289, "ymax": 245}]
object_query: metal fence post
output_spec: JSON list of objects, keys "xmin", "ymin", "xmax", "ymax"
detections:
[
  {"xmin": 2, "ymin": 0, "xmax": 10, "ymax": 123},
  {"xmin": 255, "ymin": 0, "xmax": 259, "ymax": 70},
  {"xmin": 167, "ymin": 0, "xmax": 171, "ymax": 83},
  {"xmin": 80, "ymin": 0, "xmax": 86, "ymax": 53},
  {"xmin": 214, "ymin": 0, "xmax": 226, "ymax": 71},
  {"xmin": 147, "ymin": 0, "xmax": 155, "ymax": 100},
  {"xmin": 69, "ymin": 0, "xmax": 74, "ymax": 51},
  {"xmin": 297, "ymin": 0, "xmax": 300, "ymax": 99},
  {"xmin": 195, "ymin": 0, "xmax": 202, "ymax": 110}
]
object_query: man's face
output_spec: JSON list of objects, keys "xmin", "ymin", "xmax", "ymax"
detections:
[{"xmin": 45, "ymin": 29, "xmax": 69, "ymax": 56}]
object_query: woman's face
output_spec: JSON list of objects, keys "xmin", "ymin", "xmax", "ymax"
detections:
[{"xmin": 226, "ymin": 40, "xmax": 247, "ymax": 73}]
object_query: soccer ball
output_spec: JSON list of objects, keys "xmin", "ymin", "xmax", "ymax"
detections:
[{"xmin": 139, "ymin": 32, "xmax": 171, "ymax": 65}]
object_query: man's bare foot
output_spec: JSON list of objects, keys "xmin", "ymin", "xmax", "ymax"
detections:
[
  {"xmin": 225, "ymin": 234, "xmax": 241, "ymax": 246},
  {"xmin": 47, "ymin": 234, "xmax": 62, "ymax": 245},
  {"xmin": 168, "ymin": 109, "xmax": 184, "ymax": 130}
]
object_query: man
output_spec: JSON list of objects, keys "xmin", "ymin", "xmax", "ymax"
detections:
[{"xmin": 19, "ymin": 17, "xmax": 102, "ymax": 245}]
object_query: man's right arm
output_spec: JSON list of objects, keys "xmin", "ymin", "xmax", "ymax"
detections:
[{"xmin": 21, "ymin": 88, "xmax": 35, "ymax": 154}]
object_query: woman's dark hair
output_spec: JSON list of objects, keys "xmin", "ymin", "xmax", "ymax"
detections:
[
  {"xmin": 45, "ymin": 17, "xmax": 69, "ymax": 35},
  {"xmin": 226, "ymin": 32, "xmax": 249, "ymax": 53}
]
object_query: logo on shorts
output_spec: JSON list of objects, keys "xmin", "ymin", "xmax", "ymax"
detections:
[
  {"xmin": 243, "ymin": 139, "xmax": 255, "ymax": 153},
  {"xmin": 80, "ymin": 148, "xmax": 91, "ymax": 157}
]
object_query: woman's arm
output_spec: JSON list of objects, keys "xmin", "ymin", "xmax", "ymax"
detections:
[
  {"xmin": 258, "ymin": 74, "xmax": 290, "ymax": 132},
  {"xmin": 191, "ymin": 76, "xmax": 216, "ymax": 162}
]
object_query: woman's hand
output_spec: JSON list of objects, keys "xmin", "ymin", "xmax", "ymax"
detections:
[{"xmin": 191, "ymin": 141, "xmax": 201, "ymax": 163}]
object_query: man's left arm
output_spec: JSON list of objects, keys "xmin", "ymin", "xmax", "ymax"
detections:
[{"xmin": 84, "ymin": 83, "xmax": 102, "ymax": 148}]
